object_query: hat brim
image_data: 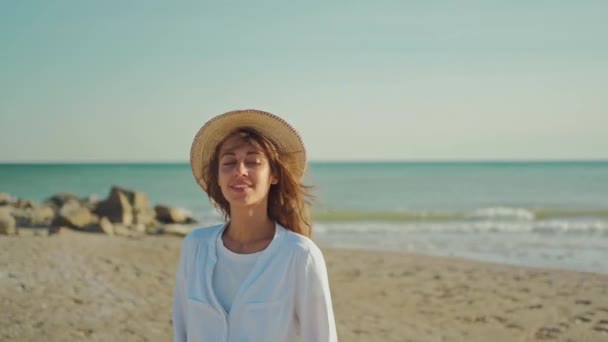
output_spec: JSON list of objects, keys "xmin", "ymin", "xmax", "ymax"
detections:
[{"xmin": 190, "ymin": 109, "xmax": 307, "ymax": 192}]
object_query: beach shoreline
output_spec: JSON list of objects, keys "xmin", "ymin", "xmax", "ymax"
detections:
[{"xmin": 1, "ymin": 230, "xmax": 608, "ymax": 341}]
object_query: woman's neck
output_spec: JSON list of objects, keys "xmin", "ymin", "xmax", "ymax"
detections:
[{"xmin": 225, "ymin": 206, "xmax": 275, "ymax": 248}]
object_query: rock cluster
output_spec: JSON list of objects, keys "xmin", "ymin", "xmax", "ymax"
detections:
[{"xmin": 0, "ymin": 187, "xmax": 198, "ymax": 237}]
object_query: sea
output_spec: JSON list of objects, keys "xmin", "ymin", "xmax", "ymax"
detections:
[{"xmin": 2, "ymin": 161, "xmax": 608, "ymax": 274}]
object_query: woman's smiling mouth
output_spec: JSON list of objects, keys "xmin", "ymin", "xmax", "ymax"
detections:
[{"xmin": 230, "ymin": 184, "xmax": 252, "ymax": 191}]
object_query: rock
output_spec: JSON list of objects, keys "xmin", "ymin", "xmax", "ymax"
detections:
[
  {"xmin": 108, "ymin": 186, "xmax": 150, "ymax": 210},
  {"xmin": 131, "ymin": 191, "xmax": 150, "ymax": 212},
  {"xmin": 31, "ymin": 205, "xmax": 56, "ymax": 226},
  {"xmin": 82, "ymin": 194, "xmax": 100, "ymax": 210},
  {"xmin": 94, "ymin": 186, "xmax": 159, "ymax": 229},
  {"xmin": 113, "ymin": 224, "xmax": 129, "ymax": 237},
  {"xmin": 145, "ymin": 225, "xmax": 164, "ymax": 235},
  {"xmin": 14, "ymin": 199, "xmax": 38, "ymax": 209},
  {"xmin": 11, "ymin": 205, "xmax": 54, "ymax": 227},
  {"xmin": 44, "ymin": 192, "xmax": 82, "ymax": 210},
  {"xmin": 0, "ymin": 208, "xmax": 17, "ymax": 235},
  {"xmin": 17, "ymin": 227, "xmax": 50, "ymax": 237},
  {"xmin": 10, "ymin": 208, "xmax": 31, "ymax": 227},
  {"xmin": 52, "ymin": 201, "xmax": 98, "ymax": 229},
  {"xmin": 130, "ymin": 223, "xmax": 146, "ymax": 234},
  {"xmin": 162, "ymin": 224, "xmax": 194, "ymax": 236},
  {"xmin": 94, "ymin": 188, "xmax": 133, "ymax": 225},
  {"xmin": 99, "ymin": 217, "xmax": 114, "ymax": 236},
  {"xmin": 113, "ymin": 224, "xmax": 144, "ymax": 238},
  {"xmin": 49, "ymin": 225, "xmax": 62, "ymax": 234},
  {"xmin": 154, "ymin": 205, "xmax": 197, "ymax": 224},
  {"xmin": 0, "ymin": 193, "xmax": 16, "ymax": 206},
  {"xmin": 132, "ymin": 206, "xmax": 156, "ymax": 225}
]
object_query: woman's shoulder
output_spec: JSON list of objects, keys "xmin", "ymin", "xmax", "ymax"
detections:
[
  {"xmin": 183, "ymin": 223, "xmax": 224, "ymax": 242},
  {"xmin": 279, "ymin": 226, "xmax": 325, "ymax": 261}
]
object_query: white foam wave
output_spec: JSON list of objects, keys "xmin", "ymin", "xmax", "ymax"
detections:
[
  {"xmin": 466, "ymin": 207, "xmax": 535, "ymax": 221},
  {"xmin": 314, "ymin": 219, "xmax": 608, "ymax": 235}
]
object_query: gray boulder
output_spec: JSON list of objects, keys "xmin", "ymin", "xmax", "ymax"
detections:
[
  {"xmin": 113, "ymin": 224, "xmax": 144, "ymax": 239},
  {"xmin": 145, "ymin": 225, "xmax": 164, "ymax": 235},
  {"xmin": 131, "ymin": 223, "xmax": 146, "ymax": 233},
  {"xmin": 105, "ymin": 186, "xmax": 149, "ymax": 211},
  {"xmin": 44, "ymin": 192, "xmax": 81, "ymax": 210},
  {"xmin": 134, "ymin": 207, "xmax": 158, "ymax": 228},
  {"xmin": 82, "ymin": 194, "xmax": 100, "ymax": 210},
  {"xmin": 0, "ymin": 193, "xmax": 15, "ymax": 206},
  {"xmin": 10, "ymin": 208, "xmax": 31, "ymax": 227},
  {"xmin": 95, "ymin": 186, "xmax": 160, "ymax": 229},
  {"xmin": 14, "ymin": 199, "xmax": 38, "ymax": 209},
  {"xmin": 31, "ymin": 205, "xmax": 56, "ymax": 226},
  {"xmin": 94, "ymin": 188, "xmax": 134, "ymax": 225},
  {"xmin": 52, "ymin": 200, "xmax": 98, "ymax": 229},
  {"xmin": 12, "ymin": 205, "xmax": 56, "ymax": 227},
  {"xmin": 154, "ymin": 205, "xmax": 197, "ymax": 224},
  {"xmin": 87, "ymin": 216, "xmax": 120, "ymax": 236},
  {"xmin": 162, "ymin": 224, "xmax": 194, "ymax": 236},
  {"xmin": 0, "ymin": 208, "xmax": 16, "ymax": 235},
  {"xmin": 114, "ymin": 186, "xmax": 157, "ymax": 227},
  {"xmin": 98, "ymin": 216, "xmax": 114, "ymax": 236}
]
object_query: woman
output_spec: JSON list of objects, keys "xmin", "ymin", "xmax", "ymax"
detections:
[{"xmin": 173, "ymin": 109, "xmax": 338, "ymax": 341}]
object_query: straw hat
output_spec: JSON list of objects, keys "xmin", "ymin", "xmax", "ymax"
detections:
[{"xmin": 190, "ymin": 109, "xmax": 307, "ymax": 192}]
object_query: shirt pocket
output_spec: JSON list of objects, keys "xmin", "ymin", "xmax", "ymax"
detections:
[
  {"xmin": 240, "ymin": 299, "xmax": 291, "ymax": 342},
  {"xmin": 186, "ymin": 298, "xmax": 225, "ymax": 342}
]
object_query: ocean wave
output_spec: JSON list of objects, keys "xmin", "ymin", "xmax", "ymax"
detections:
[
  {"xmin": 466, "ymin": 207, "xmax": 534, "ymax": 221},
  {"xmin": 314, "ymin": 220, "xmax": 608, "ymax": 235},
  {"xmin": 313, "ymin": 207, "xmax": 608, "ymax": 223}
]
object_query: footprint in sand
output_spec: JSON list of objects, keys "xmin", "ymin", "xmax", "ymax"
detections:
[
  {"xmin": 593, "ymin": 318, "xmax": 608, "ymax": 334},
  {"xmin": 567, "ymin": 306, "xmax": 608, "ymax": 336},
  {"xmin": 534, "ymin": 326, "xmax": 561, "ymax": 340},
  {"xmin": 504, "ymin": 322, "xmax": 524, "ymax": 331},
  {"xmin": 522, "ymin": 305, "xmax": 608, "ymax": 340},
  {"xmin": 574, "ymin": 315, "xmax": 593, "ymax": 323}
]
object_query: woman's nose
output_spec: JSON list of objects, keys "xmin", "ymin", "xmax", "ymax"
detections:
[{"xmin": 234, "ymin": 161, "xmax": 247, "ymax": 176}]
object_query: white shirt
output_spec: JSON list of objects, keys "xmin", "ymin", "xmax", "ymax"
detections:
[
  {"xmin": 172, "ymin": 223, "xmax": 338, "ymax": 342},
  {"xmin": 212, "ymin": 234, "xmax": 262, "ymax": 313}
]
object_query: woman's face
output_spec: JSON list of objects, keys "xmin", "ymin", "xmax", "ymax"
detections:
[{"xmin": 216, "ymin": 134, "xmax": 277, "ymax": 209}]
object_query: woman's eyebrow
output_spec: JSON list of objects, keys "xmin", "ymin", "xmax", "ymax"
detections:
[{"xmin": 220, "ymin": 150, "xmax": 261, "ymax": 157}]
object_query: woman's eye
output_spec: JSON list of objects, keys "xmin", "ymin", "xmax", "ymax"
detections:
[{"xmin": 222, "ymin": 161, "xmax": 236, "ymax": 166}]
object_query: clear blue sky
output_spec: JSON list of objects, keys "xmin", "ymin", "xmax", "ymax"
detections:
[{"xmin": 1, "ymin": 1, "xmax": 606, "ymax": 162}]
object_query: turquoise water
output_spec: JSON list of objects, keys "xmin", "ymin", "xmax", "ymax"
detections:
[
  {"xmin": 2, "ymin": 161, "xmax": 607, "ymax": 215},
  {"xmin": 2, "ymin": 161, "xmax": 608, "ymax": 273},
  {"xmin": 311, "ymin": 161, "xmax": 608, "ymax": 211}
]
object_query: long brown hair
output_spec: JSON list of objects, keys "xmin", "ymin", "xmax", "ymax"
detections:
[{"xmin": 203, "ymin": 128, "xmax": 314, "ymax": 237}]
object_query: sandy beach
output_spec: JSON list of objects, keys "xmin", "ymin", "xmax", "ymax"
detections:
[{"xmin": 2, "ymin": 229, "xmax": 608, "ymax": 342}]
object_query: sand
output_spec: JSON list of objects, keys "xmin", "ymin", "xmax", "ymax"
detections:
[{"xmin": 2, "ymin": 229, "xmax": 608, "ymax": 341}]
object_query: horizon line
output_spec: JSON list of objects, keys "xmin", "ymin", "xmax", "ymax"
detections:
[{"xmin": 1, "ymin": 158, "xmax": 608, "ymax": 165}]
